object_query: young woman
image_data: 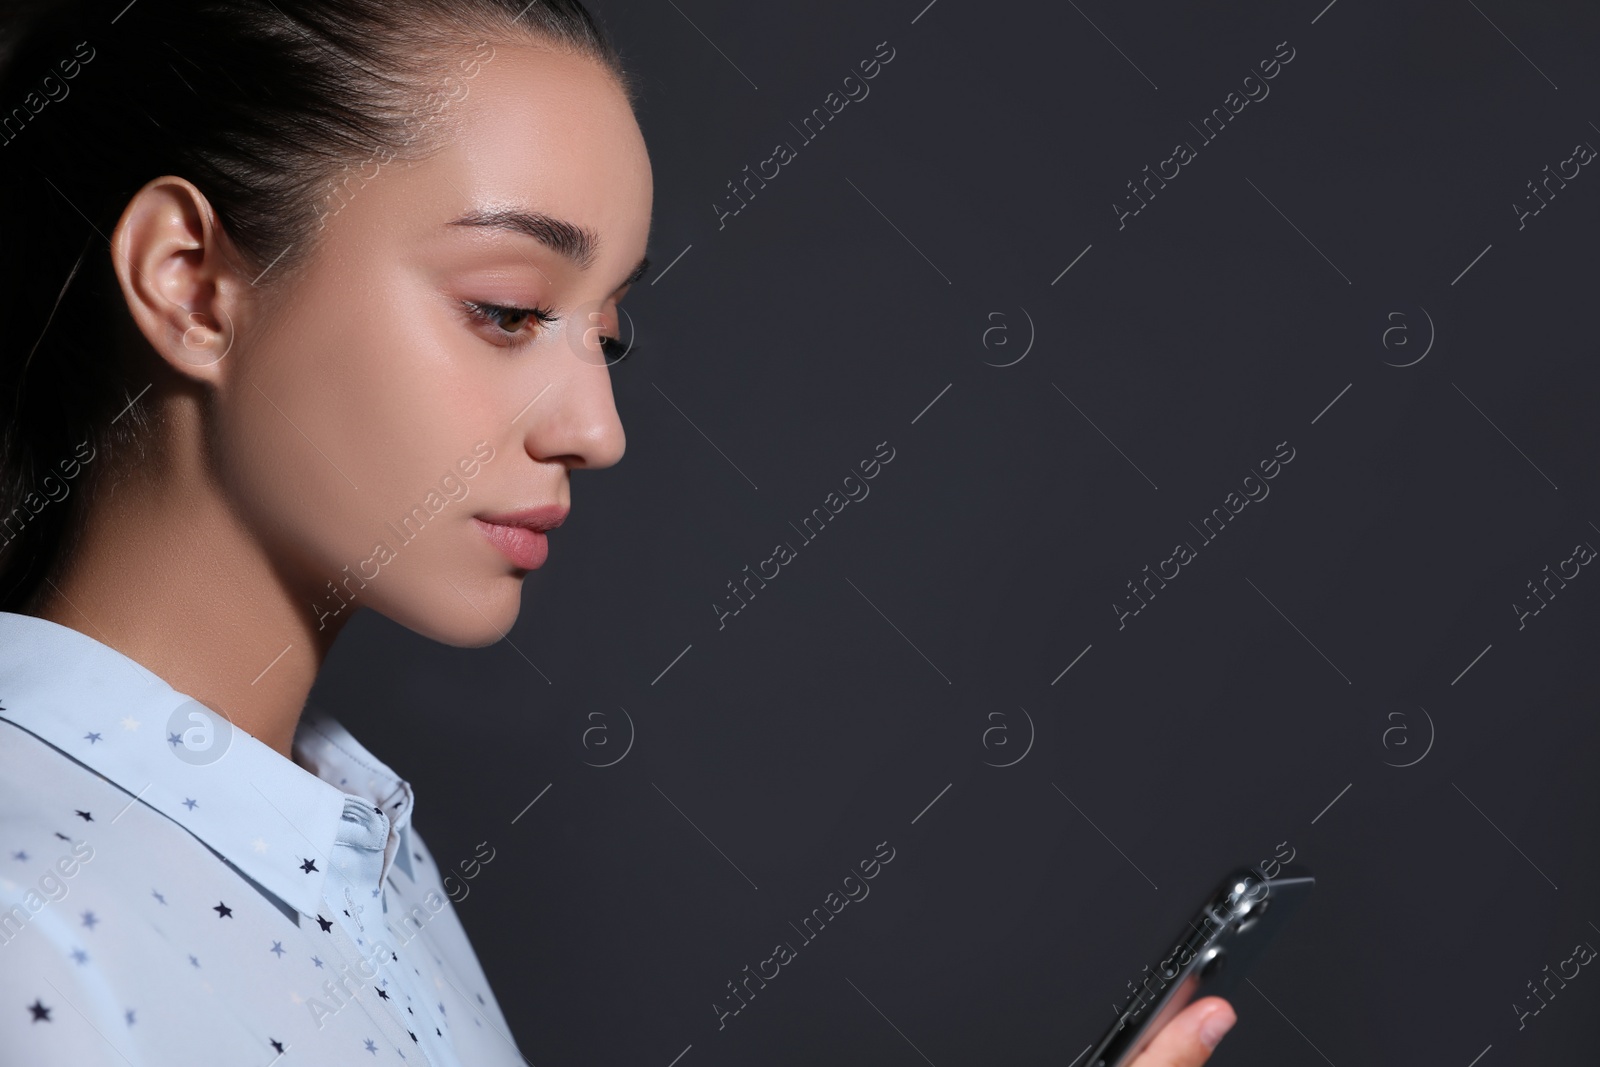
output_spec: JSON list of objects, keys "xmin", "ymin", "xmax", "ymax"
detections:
[{"xmin": 0, "ymin": 1, "xmax": 1235, "ymax": 1063}]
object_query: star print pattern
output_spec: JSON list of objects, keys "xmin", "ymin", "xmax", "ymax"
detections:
[{"xmin": 0, "ymin": 610, "xmax": 519, "ymax": 1065}]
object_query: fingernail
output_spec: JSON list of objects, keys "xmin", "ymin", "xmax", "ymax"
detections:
[{"xmin": 1198, "ymin": 1006, "xmax": 1236, "ymax": 1050}]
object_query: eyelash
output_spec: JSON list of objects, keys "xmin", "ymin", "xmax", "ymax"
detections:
[
  {"xmin": 462, "ymin": 299, "xmax": 556, "ymax": 349},
  {"xmin": 461, "ymin": 299, "xmax": 637, "ymax": 363}
]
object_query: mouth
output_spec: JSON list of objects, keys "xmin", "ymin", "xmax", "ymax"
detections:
[{"xmin": 473, "ymin": 505, "xmax": 567, "ymax": 570}]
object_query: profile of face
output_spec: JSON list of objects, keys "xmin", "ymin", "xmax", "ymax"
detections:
[{"xmin": 109, "ymin": 41, "xmax": 653, "ymax": 648}]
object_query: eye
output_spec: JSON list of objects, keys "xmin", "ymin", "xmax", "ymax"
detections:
[
  {"xmin": 599, "ymin": 333, "xmax": 638, "ymax": 365},
  {"xmin": 461, "ymin": 299, "xmax": 557, "ymax": 348}
]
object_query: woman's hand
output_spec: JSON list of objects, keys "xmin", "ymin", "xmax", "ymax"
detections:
[{"xmin": 1124, "ymin": 996, "xmax": 1236, "ymax": 1067}]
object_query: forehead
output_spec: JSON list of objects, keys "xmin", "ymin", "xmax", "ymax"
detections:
[{"xmin": 398, "ymin": 40, "xmax": 652, "ymax": 254}]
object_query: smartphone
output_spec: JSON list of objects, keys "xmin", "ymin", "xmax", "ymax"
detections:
[{"xmin": 1079, "ymin": 862, "xmax": 1315, "ymax": 1067}]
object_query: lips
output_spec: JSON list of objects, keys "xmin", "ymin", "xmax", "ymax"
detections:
[
  {"xmin": 475, "ymin": 505, "xmax": 568, "ymax": 532},
  {"xmin": 473, "ymin": 505, "xmax": 567, "ymax": 570}
]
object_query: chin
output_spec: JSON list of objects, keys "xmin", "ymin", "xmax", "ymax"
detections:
[{"xmin": 385, "ymin": 577, "xmax": 525, "ymax": 648}]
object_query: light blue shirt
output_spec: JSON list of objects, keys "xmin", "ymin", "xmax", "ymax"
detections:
[{"xmin": 0, "ymin": 610, "xmax": 525, "ymax": 1065}]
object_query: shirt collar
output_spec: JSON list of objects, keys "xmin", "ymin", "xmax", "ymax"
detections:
[{"xmin": 0, "ymin": 610, "xmax": 415, "ymax": 919}]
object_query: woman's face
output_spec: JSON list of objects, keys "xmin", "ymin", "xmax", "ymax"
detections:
[{"xmin": 216, "ymin": 42, "xmax": 652, "ymax": 646}]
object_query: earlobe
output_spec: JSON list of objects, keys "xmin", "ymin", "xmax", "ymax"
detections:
[
  {"xmin": 110, "ymin": 176, "xmax": 247, "ymax": 383},
  {"xmin": 179, "ymin": 304, "xmax": 235, "ymax": 368}
]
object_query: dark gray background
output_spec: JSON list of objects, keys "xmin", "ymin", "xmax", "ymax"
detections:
[{"xmin": 311, "ymin": 1, "xmax": 1600, "ymax": 1063}]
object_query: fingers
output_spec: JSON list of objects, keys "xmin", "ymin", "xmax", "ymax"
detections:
[{"xmin": 1125, "ymin": 996, "xmax": 1236, "ymax": 1067}]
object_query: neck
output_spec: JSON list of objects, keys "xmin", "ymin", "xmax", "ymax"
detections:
[{"xmin": 26, "ymin": 449, "xmax": 349, "ymax": 762}]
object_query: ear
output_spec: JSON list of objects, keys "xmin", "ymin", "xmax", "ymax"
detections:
[{"xmin": 109, "ymin": 176, "xmax": 252, "ymax": 384}]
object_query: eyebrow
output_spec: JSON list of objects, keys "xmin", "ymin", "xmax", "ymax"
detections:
[
  {"xmin": 620, "ymin": 255, "xmax": 651, "ymax": 288},
  {"xmin": 446, "ymin": 207, "xmax": 651, "ymax": 291}
]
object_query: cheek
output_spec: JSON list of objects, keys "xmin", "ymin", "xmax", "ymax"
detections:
[{"xmin": 216, "ymin": 290, "xmax": 480, "ymax": 593}]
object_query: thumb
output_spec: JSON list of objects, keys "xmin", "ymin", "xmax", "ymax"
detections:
[{"xmin": 1126, "ymin": 997, "xmax": 1236, "ymax": 1067}]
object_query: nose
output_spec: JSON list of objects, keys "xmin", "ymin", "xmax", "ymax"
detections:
[{"xmin": 519, "ymin": 329, "xmax": 627, "ymax": 470}]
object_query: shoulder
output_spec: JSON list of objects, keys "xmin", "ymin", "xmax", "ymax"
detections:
[
  {"xmin": 0, "ymin": 934, "xmax": 148, "ymax": 1065},
  {"xmin": 0, "ymin": 718, "xmax": 99, "ymax": 837},
  {"xmin": 0, "ymin": 726, "xmax": 140, "ymax": 1064},
  {"xmin": 0, "ymin": 720, "xmax": 130, "ymax": 961}
]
